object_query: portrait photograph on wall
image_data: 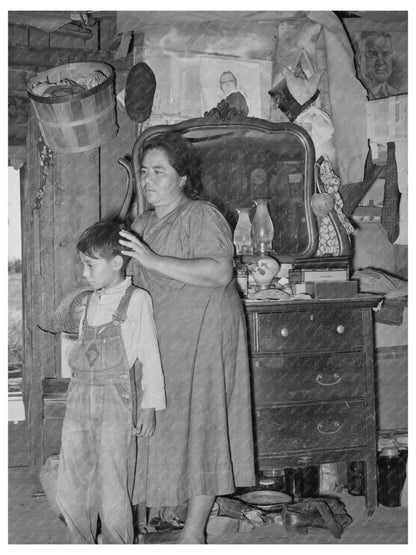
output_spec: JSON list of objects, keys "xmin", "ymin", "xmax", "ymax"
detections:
[
  {"xmin": 344, "ymin": 18, "xmax": 407, "ymax": 100},
  {"xmin": 200, "ymin": 57, "xmax": 262, "ymax": 117}
]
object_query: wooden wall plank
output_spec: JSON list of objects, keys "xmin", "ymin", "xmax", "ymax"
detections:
[
  {"xmin": 9, "ymin": 24, "xmax": 29, "ymax": 45},
  {"xmin": 100, "ymin": 68, "xmax": 136, "ymax": 221},
  {"xmin": 9, "ymin": 44, "xmax": 133, "ymax": 70},
  {"xmin": 9, "ymin": 95, "xmax": 30, "ymax": 123},
  {"xmin": 28, "ymin": 27, "xmax": 50, "ymax": 47},
  {"xmin": 53, "ymin": 150, "xmax": 100, "ymax": 304},
  {"xmin": 37, "ymin": 143, "xmax": 57, "ymax": 378},
  {"xmin": 8, "ymin": 67, "xmax": 36, "ymax": 91},
  {"xmin": 25, "ymin": 109, "xmax": 47, "ymax": 466},
  {"xmin": 9, "ymin": 127, "xmax": 28, "ymax": 147},
  {"xmin": 9, "ymin": 94, "xmax": 30, "ymax": 146},
  {"xmin": 49, "ymin": 23, "xmax": 99, "ymax": 50},
  {"xmin": 99, "ymin": 16, "xmax": 118, "ymax": 51},
  {"xmin": 20, "ymin": 164, "xmax": 31, "ymax": 413}
]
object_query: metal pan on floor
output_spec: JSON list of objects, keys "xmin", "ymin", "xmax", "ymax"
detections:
[{"xmin": 237, "ymin": 490, "xmax": 292, "ymax": 512}]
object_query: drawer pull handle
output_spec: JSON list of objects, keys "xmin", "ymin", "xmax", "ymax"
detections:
[
  {"xmin": 317, "ymin": 421, "xmax": 342, "ymax": 435},
  {"xmin": 336, "ymin": 325, "xmax": 345, "ymax": 334},
  {"xmin": 316, "ymin": 373, "xmax": 341, "ymax": 386},
  {"xmin": 280, "ymin": 328, "xmax": 289, "ymax": 337}
]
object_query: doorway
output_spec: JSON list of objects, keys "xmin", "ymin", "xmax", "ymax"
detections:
[{"xmin": 8, "ymin": 166, "xmax": 28, "ymax": 466}]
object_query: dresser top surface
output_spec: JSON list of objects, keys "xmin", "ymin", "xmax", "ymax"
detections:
[{"xmin": 243, "ymin": 294, "xmax": 382, "ymax": 312}]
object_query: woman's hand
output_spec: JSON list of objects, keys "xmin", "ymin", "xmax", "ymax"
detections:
[
  {"xmin": 119, "ymin": 229, "xmax": 158, "ymax": 270},
  {"xmin": 135, "ymin": 408, "xmax": 156, "ymax": 437},
  {"xmin": 120, "ymin": 229, "xmax": 233, "ymax": 287}
]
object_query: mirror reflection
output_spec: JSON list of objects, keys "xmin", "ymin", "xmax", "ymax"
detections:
[{"xmin": 181, "ymin": 126, "xmax": 316, "ymax": 260}]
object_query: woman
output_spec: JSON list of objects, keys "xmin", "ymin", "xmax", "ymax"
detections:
[{"xmin": 119, "ymin": 132, "xmax": 255, "ymax": 543}]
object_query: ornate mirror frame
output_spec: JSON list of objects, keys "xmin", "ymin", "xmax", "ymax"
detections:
[{"xmin": 128, "ymin": 114, "xmax": 319, "ymax": 263}]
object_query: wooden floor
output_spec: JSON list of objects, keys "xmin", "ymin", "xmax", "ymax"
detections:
[{"xmin": 8, "ymin": 422, "xmax": 408, "ymax": 545}]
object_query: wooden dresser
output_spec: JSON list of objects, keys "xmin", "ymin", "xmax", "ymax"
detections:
[{"xmin": 244, "ymin": 295, "xmax": 381, "ymax": 515}]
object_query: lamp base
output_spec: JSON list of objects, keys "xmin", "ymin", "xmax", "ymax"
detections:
[{"xmin": 247, "ymin": 252, "xmax": 280, "ymax": 291}]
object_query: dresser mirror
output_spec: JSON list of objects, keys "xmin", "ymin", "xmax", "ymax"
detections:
[{"xmin": 131, "ymin": 116, "xmax": 318, "ymax": 263}]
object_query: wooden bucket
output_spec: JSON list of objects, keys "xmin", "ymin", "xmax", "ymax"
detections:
[{"xmin": 27, "ymin": 62, "xmax": 118, "ymax": 153}]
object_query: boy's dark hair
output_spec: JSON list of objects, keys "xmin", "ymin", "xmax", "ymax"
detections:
[{"xmin": 77, "ymin": 221, "xmax": 129, "ymax": 270}]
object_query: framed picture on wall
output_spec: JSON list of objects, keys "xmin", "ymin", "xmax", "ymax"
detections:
[
  {"xmin": 344, "ymin": 18, "xmax": 407, "ymax": 100},
  {"xmin": 199, "ymin": 57, "xmax": 262, "ymax": 118}
]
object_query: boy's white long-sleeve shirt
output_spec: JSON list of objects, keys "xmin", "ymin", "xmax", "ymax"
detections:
[{"xmin": 78, "ymin": 277, "xmax": 166, "ymax": 411}]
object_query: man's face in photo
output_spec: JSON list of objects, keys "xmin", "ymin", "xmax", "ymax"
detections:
[
  {"xmin": 220, "ymin": 72, "xmax": 237, "ymax": 96},
  {"xmin": 362, "ymin": 35, "xmax": 394, "ymax": 85}
]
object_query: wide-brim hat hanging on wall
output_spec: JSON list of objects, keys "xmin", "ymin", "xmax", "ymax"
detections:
[
  {"xmin": 125, "ymin": 62, "xmax": 156, "ymax": 123},
  {"xmin": 269, "ymin": 48, "xmax": 322, "ymax": 123},
  {"xmin": 27, "ymin": 61, "xmax": 118, "ymax": 153}
]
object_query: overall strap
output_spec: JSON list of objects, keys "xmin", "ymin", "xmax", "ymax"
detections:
[
  {"xmin": 112, "ymin": 285, "xmax": 136, "ymax": 324},
  {"xmin": 81, "ymin": 292, "xmax": 94, "ymax": 330}
]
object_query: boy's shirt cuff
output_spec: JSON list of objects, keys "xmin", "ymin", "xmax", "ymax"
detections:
[{"xmin": 141, "ymin": 391, "xmax": 166, "ymax": 411}]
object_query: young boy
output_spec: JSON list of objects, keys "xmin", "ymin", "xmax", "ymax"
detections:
[{"xmin": 56, "ymin": 220, "xmax": 165, "ymax": 544}]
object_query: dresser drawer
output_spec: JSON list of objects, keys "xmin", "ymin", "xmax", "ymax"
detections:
[
  {"xmin": 256, "ymin": 309, "xmax": 363, "ymax": 353},
  {"xmin": 252, "ymin": 353, "xmax": 365, "ymax": 403},
  {"xmin": 254, "ymin": 400, "xmax": 366, "ymax": 454}
]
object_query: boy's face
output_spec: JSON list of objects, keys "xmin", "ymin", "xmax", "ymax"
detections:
[{"xmin": 80, "ymin": 252, "xmax": 122, "ymax": 290}]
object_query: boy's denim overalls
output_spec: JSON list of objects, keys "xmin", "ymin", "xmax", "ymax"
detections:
[{"xmin": 56, "ymin": 285, "xmax": 139, "ymax": 543}]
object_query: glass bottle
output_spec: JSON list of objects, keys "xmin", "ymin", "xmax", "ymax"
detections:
[
  {"xmin": 300, "ymin": 466, "xmax": 320, "ymax": 498},
  {"xmin": 258, "ymin": 478, "xmax": 277, "ymax": 491},
  {"xmin": 347, "ymin": 461, "xmax": 366, "ymax": 496},
  {"xmin": 251, "ymin": 199, "xmax": 274, "ymax": 254},
  {"xmin": 263, "ymin": 468, "xmax": 286, "ymax": 492},
  {"xmin": 285, "ymin": 466, "xmax": 320, "ymax": 501},
  {"xmin": 233, "ymin": 207, "xmax": 253, "ymax": 255},
  {"xmin": 377, "ymin": 446, "xmax": 406, "ymax": 507}
]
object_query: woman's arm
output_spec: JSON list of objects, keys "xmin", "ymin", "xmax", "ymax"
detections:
[
  {"xmin": 119, "ymin": 229, "xmax": 233, "ymax": 288},
  {"xmin": 152, "ymin": 254, "xmax": 233, "ymax": 287}
]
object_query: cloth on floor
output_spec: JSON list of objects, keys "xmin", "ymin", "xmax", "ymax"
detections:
[
  {"xmin": 144, "ymin": 496, "xmax": 274, "ymax": 539},
  {"xmin": 214, "ymin": 497, "xmax": 274, "ymax": 529},
  {"xmin": 282, "ymin": 496, "xmax": 352, "ymax": 538}
]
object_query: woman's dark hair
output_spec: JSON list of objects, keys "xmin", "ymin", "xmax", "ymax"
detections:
[
  {"xmin": 142, "ymin": 132, "xmax": 203, "ymax": 199},
  {"xmin": 77, "ymin": 220, "xmax": 129, "ymax": 270}
]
